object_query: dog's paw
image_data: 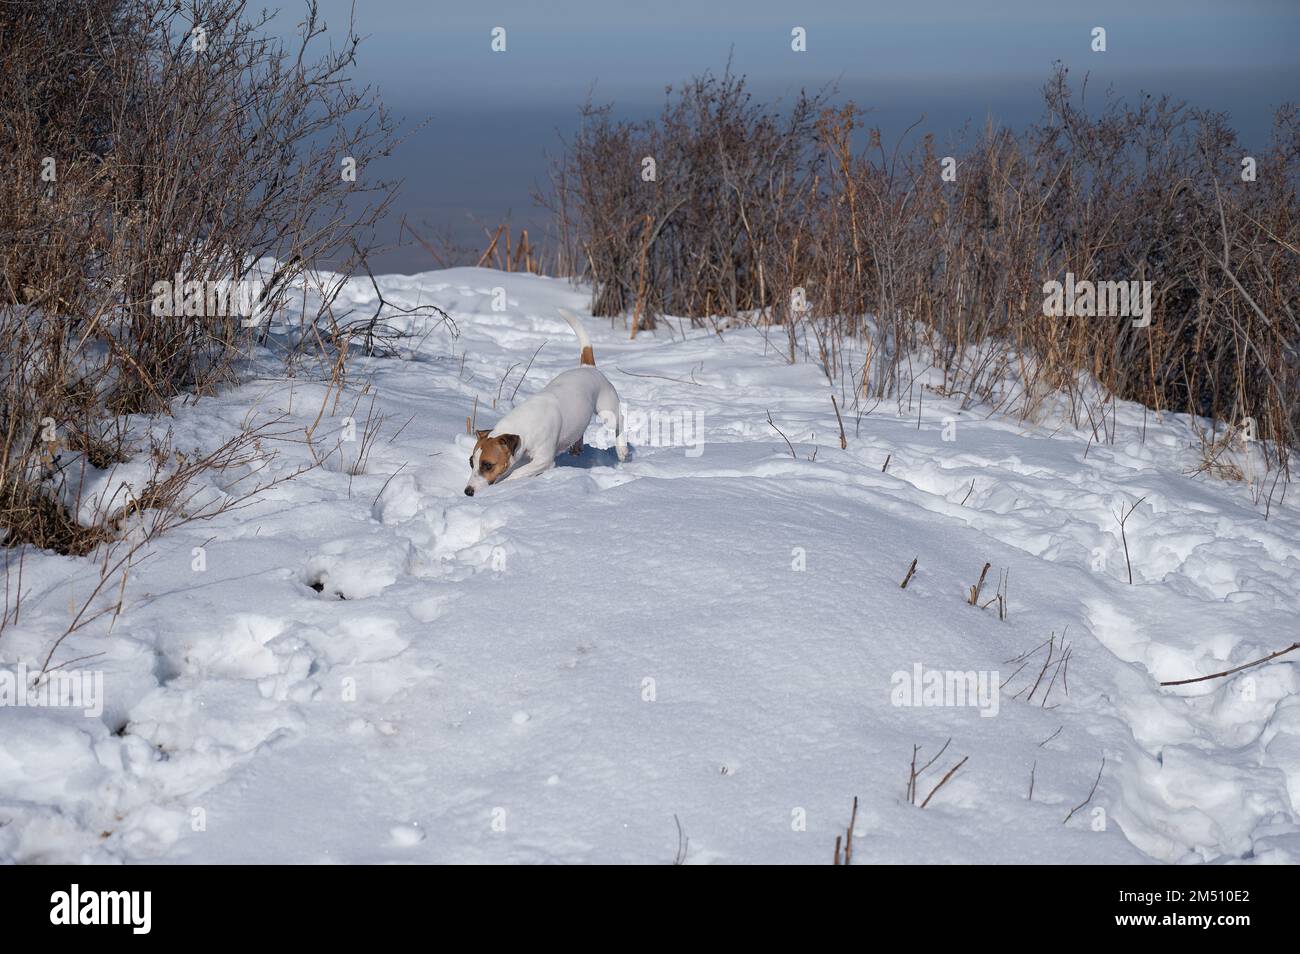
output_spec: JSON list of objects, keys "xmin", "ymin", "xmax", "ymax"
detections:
[{"xmin": 616, "ymin": 445, "xmax": 629, "ymax": 463}]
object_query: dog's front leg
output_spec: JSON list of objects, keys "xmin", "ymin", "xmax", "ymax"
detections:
[{"xmin": 501, "ymin": 455, "xmax": 556, "ymax": 481}]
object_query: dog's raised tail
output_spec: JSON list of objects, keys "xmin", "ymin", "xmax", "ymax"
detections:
[{"xmin": 557, "ymin": 307, "xmax": 596, "ymax": 366}]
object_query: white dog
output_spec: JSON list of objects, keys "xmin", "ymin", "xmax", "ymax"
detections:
[{"xmin": 464, "ymin": 308, "xmax": 626, "ymax": 496}]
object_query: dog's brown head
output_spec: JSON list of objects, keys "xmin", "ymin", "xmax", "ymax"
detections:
[{"xmin": 465, "ymin": 430, "xmax": 520, "ymax": 495}]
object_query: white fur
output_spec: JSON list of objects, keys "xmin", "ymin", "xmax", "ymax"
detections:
[{"xmin": 464, "ymin": 309, "xmax": 626, "ymax": 495}]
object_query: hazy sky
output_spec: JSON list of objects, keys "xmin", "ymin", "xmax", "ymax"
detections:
[{"xmin": 282, "ymin": 0, "xmax": 1300, "ymax": 272}]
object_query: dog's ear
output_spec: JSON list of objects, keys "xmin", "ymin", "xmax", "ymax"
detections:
[
  {"xmin": 475, "ymin": 429, "xmax": 492, "ymax": 440},
  {"xmin": 498, "ymin": 433, "xmax": 521, "ymax": 456}
]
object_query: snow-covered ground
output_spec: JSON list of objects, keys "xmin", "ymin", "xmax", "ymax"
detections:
[{"xmin": 2, "ymin": 267, "xmax": 1299, "ymax": 864}]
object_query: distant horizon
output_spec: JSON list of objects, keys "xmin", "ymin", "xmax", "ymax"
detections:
[{"xmin": 293, "ymin": 1, "xmax": 1299, "ymax": 274}]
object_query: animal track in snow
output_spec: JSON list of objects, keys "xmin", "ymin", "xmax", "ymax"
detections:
[{"xmin": 301, "ymin": 534, "xmax": 410, "ymax": 600}]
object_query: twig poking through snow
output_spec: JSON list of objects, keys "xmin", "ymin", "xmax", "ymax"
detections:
[
  {"xmin": 968, "ymin": 562, "xmax": 991, "ymax": 606},
  {"xmin": 1113, "ymin": 495, "xmax": 1147, "ymax": 584},
  {"xmin": 672, "ymin": 814, "xmax": 689, "ymax": 865},
  {"xmin": 833, "ymin": 796, "xmax": 859, "ymax": 865},
  {"xmin": 830, "ymin": 394, "xmax": 847, "ymax": 449},
  {"xmin": 920, "ymin": 755, "xmax": 969, "ymax": 809},
  {"xmin": 766, "ymin": 411, "xmax": 796, "ymax": 459},
  {"xmin": 616, "ymin": 365, "xmax": 704, "ymax": 387},
  {"xmin": 509, "ymin": 341, "xmax": 548, "ymax": 403},
  {"xmin": 1063, "ymin": 757, "xmax": 1106, "ymax": 824},
  {"xmin": 1160, "ymin": 641, "xmax": 1300, "ymax": 687},
  {"xmin": 960, "ymin": 478, "xmax": 975, "ymax": 506},
  {"xmin": 371, "ymin": 463, "xmax": 408, "ymax": 507},
  {"xmin": 909, "ymin": 738, "xmax": 963, "ymax": 807}
]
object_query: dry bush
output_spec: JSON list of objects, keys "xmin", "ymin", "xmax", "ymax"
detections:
[
  {"xmin": 0, "ymin": 0, "xmax": 399, "ymax": 552},
  {"xmin": 14, "ymin": 415, "xmax": 320, "ymax": 669},
  {"xmin": 548, "ymin": 70, "xmax": 826, "ymax": 331},
  {"xmin": 548, "ymin": 64, "xmax": 1299, "ymax": 475}
]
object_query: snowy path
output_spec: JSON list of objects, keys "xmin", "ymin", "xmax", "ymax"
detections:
[{"xmin": 2, "ymin": 268, "xmax": 1298, "ymax": 863}]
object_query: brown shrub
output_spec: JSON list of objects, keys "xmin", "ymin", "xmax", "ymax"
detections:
[{"xmin": 548, "ymin": 65, "xmax": 1299, "ymax": 472}]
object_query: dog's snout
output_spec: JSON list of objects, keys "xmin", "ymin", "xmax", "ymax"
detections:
[{"xmin": 463, "ymin": 485, "xmax": 475, "ymax": 496}]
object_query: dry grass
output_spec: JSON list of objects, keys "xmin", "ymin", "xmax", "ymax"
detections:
[
  {"xmin": 0, "ymin": 0, "xmax": 398, "ymax": 553},
  {"xmin": 548, "ymin": 65, "xmax": 1299, "ymax": 478}
]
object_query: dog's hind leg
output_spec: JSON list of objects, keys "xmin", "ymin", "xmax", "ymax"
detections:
[
  {"xmin": 614, "ymin": 416, "xmax": 627, "ymax": 461},
  {"xmin": 597, "ymin": 397, "xmax": 628, "ymax": 462}
]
